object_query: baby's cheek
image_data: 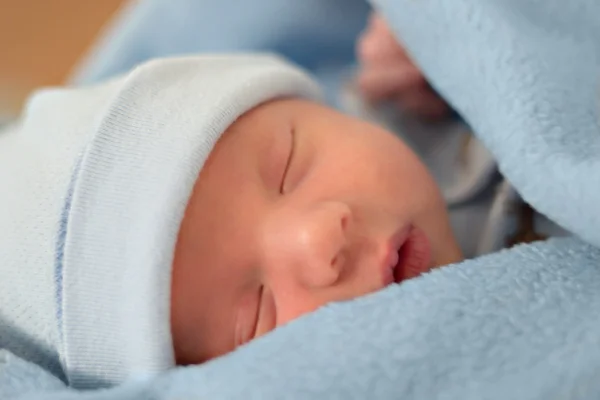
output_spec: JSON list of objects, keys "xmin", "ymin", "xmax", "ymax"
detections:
[
  {"xmin": 399, "ymin": 157, "xmax": 442, "ymax": 209},
  {"xmin": 274, "ymin": 292, "xmax": 328, "ymax": 328}
]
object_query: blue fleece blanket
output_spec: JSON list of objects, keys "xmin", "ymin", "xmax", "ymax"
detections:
[
  {"xmin": 373, "ymin": 0, "xmax": 600, "ymax": 249},
  {"xmin": 5, "ymin": 0, "xmax": 600, "ymax": 399}
]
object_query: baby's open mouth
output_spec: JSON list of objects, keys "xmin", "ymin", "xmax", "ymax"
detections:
[{"xmin": 392, "ymin": 227, "xmax": 432, "ymax": 283}]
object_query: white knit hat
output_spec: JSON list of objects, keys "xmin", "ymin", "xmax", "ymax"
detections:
[{"xmin": 55, "ymin": 54, "xmax": 321, "ymax": 388}]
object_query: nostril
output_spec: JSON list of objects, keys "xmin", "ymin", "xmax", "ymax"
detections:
[
  {"xmin": 330, "ymin": 252, "xmax": 344, "ymax": 270},
  {"xmin": 340, "ymin": 215, "xmax": 349, "ymax": 232}
]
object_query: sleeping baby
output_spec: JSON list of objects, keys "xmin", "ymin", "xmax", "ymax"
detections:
[{"xmin": 0, "ymin": 53, "xmax": 463, "ymax": 388}]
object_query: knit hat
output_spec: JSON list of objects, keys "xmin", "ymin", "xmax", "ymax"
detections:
[{"xmin": 31, "ymin": 55, "xmax": 320, "ymax": 388}]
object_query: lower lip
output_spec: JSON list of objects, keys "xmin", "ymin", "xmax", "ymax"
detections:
[{"xmin": 394, "ymin": 227, "xmax": 432, "ymax": 283}]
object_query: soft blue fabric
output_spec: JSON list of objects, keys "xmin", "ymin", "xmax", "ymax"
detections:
[
  {"xmin": 0, "ymin": 350, "xmax": 66, "ymax": 399},
  {"xmin": 6, "ymin": 0, "xmax": 600, "ymax": 399},
  {"xmin": 71, "ymin": 0, "xmax": 371, "ymax": 105},
  {"xmin": 372, "ymin": 0, "xmax": 600, "ymax": 248}
]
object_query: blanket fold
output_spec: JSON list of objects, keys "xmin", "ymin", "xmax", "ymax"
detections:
[{"xmin": 373, "ymin": 0, "xmax": 600, "ymax": 247}]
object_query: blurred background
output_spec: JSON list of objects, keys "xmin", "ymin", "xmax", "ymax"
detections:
[
  {"xmin": 0, "ymin": 0, "xmax": 124, "ymax": 116},
  {"xmin": 0, "ymin": 0, "xmax": 371, "ymax": 122}
]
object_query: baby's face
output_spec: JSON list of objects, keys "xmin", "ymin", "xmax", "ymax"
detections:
[{"xmin": 171, "ymin": 98, "xmax": 462, "ymax": 364}]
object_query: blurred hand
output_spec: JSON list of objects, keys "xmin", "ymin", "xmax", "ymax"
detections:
[{"xmin": 356, "ymin": 13, "xmax": 450, "ymax": 120}]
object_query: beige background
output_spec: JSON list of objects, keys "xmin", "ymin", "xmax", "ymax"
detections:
[{"xmin": 0, "ymin": 0, "xmax": 124, "ymax": 113}]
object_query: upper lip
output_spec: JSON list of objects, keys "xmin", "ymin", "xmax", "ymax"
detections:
[{"xmin": 381, "ymin": 225, "xmax": 412, "ymax": 286}]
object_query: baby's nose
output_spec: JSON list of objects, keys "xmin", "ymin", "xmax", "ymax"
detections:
[{"xmin": 263, "ymin": 201, "xmax": 352, "ymax": 289}]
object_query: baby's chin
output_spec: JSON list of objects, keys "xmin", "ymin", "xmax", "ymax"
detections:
[
  {"xmin": 412, "ymin": 198, "xmax": 464, "ymax": 269},
  {"xmin": 431, "ymin": 230, "xmax": 464, "ymax": 268}
]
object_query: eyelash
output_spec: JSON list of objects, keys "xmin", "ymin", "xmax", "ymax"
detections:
[{"xmin": 279, "ymin": 128, "xmax": 296, "ymax": 194}]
